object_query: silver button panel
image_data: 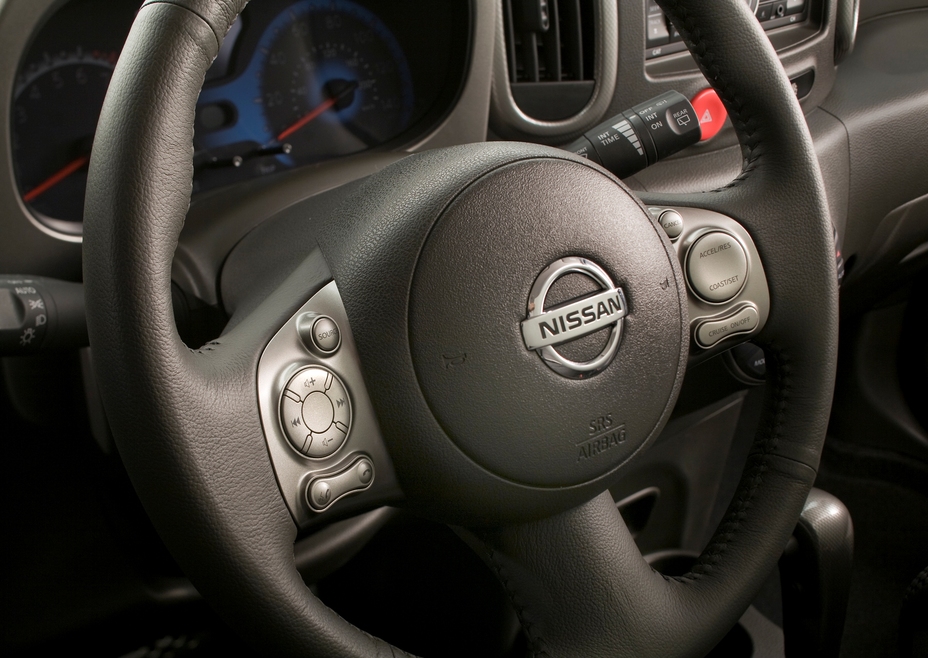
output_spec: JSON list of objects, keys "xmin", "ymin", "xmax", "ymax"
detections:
[
  {"xmin": 257, "ymin": 280, "xmax": 401, "ymax": 527},
  {"xmin": 649, "ymin": 206, "xmax": 770, "ymax": 355}
]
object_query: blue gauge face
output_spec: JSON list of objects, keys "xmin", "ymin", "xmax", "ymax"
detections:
[{"xmin": 194, "ymin": 0, "xmax": 414, "ymax": 191}]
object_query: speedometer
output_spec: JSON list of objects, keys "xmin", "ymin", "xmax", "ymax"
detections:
[{"xmin": 257, "ymin": 0, "xmax": 414, "ymax": 163}]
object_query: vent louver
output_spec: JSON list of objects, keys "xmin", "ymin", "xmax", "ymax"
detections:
[{"xmin": 503, "ymin": 0, "xmax": 596, "ymax": 121}]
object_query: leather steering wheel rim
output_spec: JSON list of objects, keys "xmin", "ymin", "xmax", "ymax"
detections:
[{"xmin": 82, "ymin": 0, "xmax": 839, "ymax": 656}]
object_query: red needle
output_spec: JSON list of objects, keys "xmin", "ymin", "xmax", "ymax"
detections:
[
  {"xmin": 276, "ymin": 96, "xmax": 338, "ymax": 142},
  {"xmin": 23, "ymin": 155, "xmax": 90, "ymax": 203}
]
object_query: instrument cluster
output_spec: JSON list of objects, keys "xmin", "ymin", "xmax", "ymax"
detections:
[{"xmin": 11, "ymin": 0, "xmax": 470, "ymax": 226}]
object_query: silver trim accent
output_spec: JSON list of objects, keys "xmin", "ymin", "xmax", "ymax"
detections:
[
  {"xmin": 490, "ymin": 0, "xmax": 618, "ymax": 138},
  {"xmin": 522, "ymin": 257, "xmax": 626, "ymax": 379},
  {"xmin": 653, "ymin": 206, "xmax": 771, "ymax": 353},
  {"xmin": 522, "ymin": 288, "xmax": 628, "ymax": 350},
  {"xmin": 257, "ymin": 281, "xmax": 400, "ymax": 526}
]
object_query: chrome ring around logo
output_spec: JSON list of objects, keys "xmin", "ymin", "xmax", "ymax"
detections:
[{"xmin": 520, "ymin": 257, "xmax": 628, "ymax": 379}]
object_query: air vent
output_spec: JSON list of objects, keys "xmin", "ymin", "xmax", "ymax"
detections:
[{"xmin": 503, "ymin": 0, "xmax": 597, "ymax": 121}]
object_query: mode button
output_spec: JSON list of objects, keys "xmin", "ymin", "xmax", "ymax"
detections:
[{"xmin": 297, "ymin": 313, "xmax": 341, "ymax": 354}]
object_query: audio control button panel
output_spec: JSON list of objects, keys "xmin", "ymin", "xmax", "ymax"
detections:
[
  {"xmin": 280, "ymin": 366, "xmax": 351, "ymax": 459},
  {"xmin": 256, "ymin": 281, "xmax": 401, "ymax": 527}
]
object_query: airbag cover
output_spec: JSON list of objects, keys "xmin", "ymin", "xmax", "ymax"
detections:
[{"xmin": 410, "ymin": 158, "xmax": 688, "ymax": 487}]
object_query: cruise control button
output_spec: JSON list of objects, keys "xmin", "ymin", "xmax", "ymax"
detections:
[
  {"xmin": 686, "ymin": 231, "xmax": 748, "ymax": 303},
  {"xmin": 695, "ymin": 305, "xmax": 759, "ymax": 348},
  {"xmin": 280, "ymin": 366, "xmax": 352, "ymax": 458},
  {"xmin": 306, "ymin": 457, "xmax": 375, "ymax": 511},
  {"xmin": 658, "ymin": 209, "xmax": 684, "ymax": 240}
]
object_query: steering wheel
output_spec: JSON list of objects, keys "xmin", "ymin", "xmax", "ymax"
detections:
[{"xmin": 82, "ymin": 0, "xmax": 838, "ymax": 655}]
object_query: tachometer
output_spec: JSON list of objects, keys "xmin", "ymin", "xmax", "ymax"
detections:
[{"xmin": 11, "ymin": 49, "xmax": 117, "ymax": 224}]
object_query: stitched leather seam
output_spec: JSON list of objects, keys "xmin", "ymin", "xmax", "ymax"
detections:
[
  {"xmin": 658, "ymin": 1, "xmax": 763, "ymax": 191},
  {"xmin": 144, "ymin": 0, "xmax": 224, "ymax": 51},
  {"xmin": 677, "ymin": 344, "xmax": 790, "ymax": 583},
  {"xmin": 752, "ymin": 450, "xmax": 819, "ymax": 473},
  {"xmin": 188, "ymin": 340, "xmax": 222, "ymax": 355},
  {"xmin": 478, "ymin": 533, "xmax": 550, "ymax": 658}
]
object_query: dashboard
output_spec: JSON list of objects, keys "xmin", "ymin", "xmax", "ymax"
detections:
[
  {"xmin": 9, "ymin": 0, "xmax": 469, "ymax": 228},
  {"xmin": 1, "ymin": 0, "xmax": 925, "ymax": 287}
]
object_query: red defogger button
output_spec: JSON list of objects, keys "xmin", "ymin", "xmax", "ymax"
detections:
[{"xmin": 691, "ymin": 88, "xmax": 727, "ymax": 141}]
